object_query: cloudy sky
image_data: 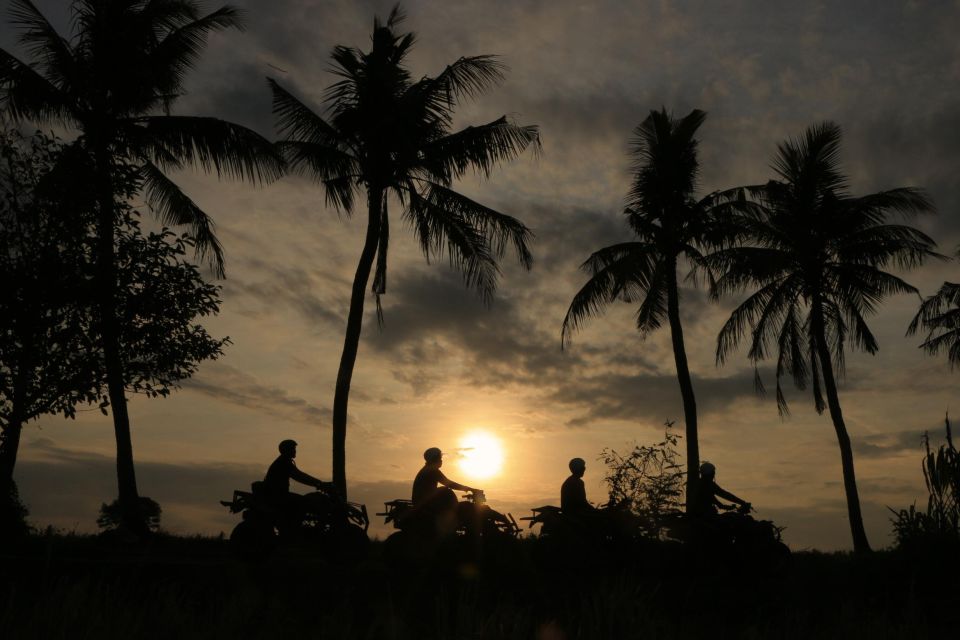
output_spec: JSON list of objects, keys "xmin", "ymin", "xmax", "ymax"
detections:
[{"xmin": 5, "ymin": 0, "xmax": 960, "ymax": 550}]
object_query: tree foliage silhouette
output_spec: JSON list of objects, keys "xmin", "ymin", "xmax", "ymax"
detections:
[
  {"xmin": 908, "ymin": 275, "xmax": 960, "ymax": 368},
  {"xmin": 0, "ymin": 129, "xmax": 228, "ymax": 525},
  {"xmin": 562, "ymin": 109, "xmax": 745, "ymax": 510},
  {"xmin": 710, "ymin": 122, "xmax": 938, "ymax": 552},
  {"xmin": 269, "ymin": 5, "xmax": 539, "ymax": 497},
  {"xmin": 0, "ymin": 0, "xmax": 281, "ymax": 532}
]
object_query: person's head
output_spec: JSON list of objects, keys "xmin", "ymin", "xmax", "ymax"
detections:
[
  {"xmin": 279, "ymin": 439, "xmax": 298, "ymax": 458},
  {"xmin": 423, "ymin": 447, "xmax": 443, "ymax": 467},
  {"xmin": 569, "ymin": 457, "xmax": 586, "ymax": 478},
  {"xmin": 699, "ymin": 461, "xmax": 716, "ymax": 480}
]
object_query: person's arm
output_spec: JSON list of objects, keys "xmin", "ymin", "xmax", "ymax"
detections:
[
  {"xmin": 714, "ymin": 483, "xmax": 748, "ymax": 507},
  {"xmin": 289, "ymin": 462, "xmax": 326, "ymax": 489},
  {"xmin": 437, "ymin": 470, "xmax": 475, "ymax": 493}
]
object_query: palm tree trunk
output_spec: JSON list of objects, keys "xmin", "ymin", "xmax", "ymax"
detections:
[
  {"xmin": 811, "ymin": 300, "xmax": 871, "ymax": 553},
  {"xmin": 331, "ymin": 187, "xmax": 384, "ymax": 499},
  {"xmin": 665, "ymin": 258, "xmax": 700, "ymax": 512},
  {"xmin": 94, "ymin": 151, "xmax": 145, "ymax": 536}
]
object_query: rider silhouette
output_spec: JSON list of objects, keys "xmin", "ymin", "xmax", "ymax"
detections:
[
  {"xmin": 263, "ymin": 439, "xmax": 332, "ymax": 533},
  {"xmin": 561, "ymin": 458, "xmax": 596, "ymax": 515},
  {"xmin": 412, "ymin": 447, "xmax": 479, "ymax": 533},
  {"xmin": 693, "ymin": 462, "xmax": 751, "ymax": 517}
]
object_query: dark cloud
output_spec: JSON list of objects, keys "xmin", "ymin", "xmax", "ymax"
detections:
[
  {"xmin": 854, "ymin": 429, "xmax": 930, "ymax": 458},
  {"xmin": 183, "ymin": 363, "xmax": 332, "ymax": 425},
  {"xmin": 551, "ymin": 369, "xmax": 763, "ymax": 428},
  {"xmin": 222, "ymin": 255, "xmax": 345, "ymax": 328}
]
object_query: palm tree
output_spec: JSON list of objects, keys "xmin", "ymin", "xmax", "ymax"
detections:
[
  {"xmin": 908, "ymin": 274, "xmax": 960, "ymax": 366},
  {"xmin": 0, "ymin": 0, "xmax": 282, "ymax": 531},
  {"xmin": 269, "ymin": 6, "xmax": 539, "ymax": 497},
  {"xmin": 711, "ymin": 122, "xmax": 938, "ymax": 552},
  {"xmin": 562, "ymin": 108, "xmax": 740, "ymax": 510}
]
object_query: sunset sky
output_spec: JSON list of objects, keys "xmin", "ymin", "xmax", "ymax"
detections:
[{"xmin": 5, "ymin": 0, "xmax": 960, "ymax": 550}]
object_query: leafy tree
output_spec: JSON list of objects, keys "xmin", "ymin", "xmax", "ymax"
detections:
[
  {"xmin": 562, "ymin": 109, "xmax": 744, "ymax": 509},
  {"xmin": 0, "ymin": 0, "xmax": 281, "ymax": 531},
  {"xmin": 710, "ymin": 122, "xmax": 938, "ymax": 552},
  {"xmin": 1, "ymin": 128, "xmax": 101, "ymax": 520},
  {"xmin": 0, "ymin": 129, "xmax": 227, "ymax": 530},
  {"xmin": 269, "ymin": 5, "xmax": 539, "ymax": 497}
]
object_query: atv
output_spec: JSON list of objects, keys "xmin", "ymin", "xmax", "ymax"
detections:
[{"xmin": 220, "ymin": 481, "xmax": 369, "ymax": 560}]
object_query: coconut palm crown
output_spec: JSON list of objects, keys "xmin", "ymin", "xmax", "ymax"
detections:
[
  {"xmin": 562, "ymin": 108, "xmax": 747, "ymax": 510},
  {"xmin": 269, "ymin": 5, "xmax": 539, "ymax": 497},
  {"xmin": 710, "ymin": 122, "xmax": 939, "ymax": 552}
]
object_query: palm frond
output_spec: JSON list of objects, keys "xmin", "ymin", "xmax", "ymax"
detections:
[
  {"xmin": 274, "ymin": 140, "xmax": 359, "ymax": 183},
  {"xmin": 420, "ymin": 115, "xmax": 540, "ymax": 181},
  {"xmin": 561, "ymin": 242, "xmax": 660, "ymax": 347},
  {"xmin": 134, "ymin": 115, "xmax": 284, "ymax": 183},
  {"xmin": 413, "ymin": 181, "xmax": 532, "ymax": 269},
  {"xmin": 269, "ymin": 78, "xmax": 346, "ymax": 146},
  {"xmin": 634, "ymin": 264, "xmax": 669, "ymax": 336},
  {"xmin": 139, "ymin": 161, "xmax": 225, "ymax": 276},
  {"xmin": 418, "ymin": 55, "xmax": 505, "ymax": 109},
  {"xmin": 406, "ymin": 187, "xmax": 499, "ymax": 304},
  {"xmin": 147, "ymin": 6, "xmax": 244, "ymax": 98},
  {"xmin": 0, "ymin": 48, "xmax": 72, "ymax": 124},
  {"xmin": 8, "ymin": 0, "xmax": 76, "ymax": 88}
]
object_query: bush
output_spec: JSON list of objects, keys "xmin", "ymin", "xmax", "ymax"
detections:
[
  {"xmin": 600, "ymin": 422, "xmax": 685, "ymax": 538},
  {"xmin": 890, "ymin": 415, "xmax": 960, "ymax": 551}
]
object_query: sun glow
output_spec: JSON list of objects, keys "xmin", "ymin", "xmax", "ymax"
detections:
[{"xmin": 457, "ymin": 431, "xmax": 504, "ymax": 480}]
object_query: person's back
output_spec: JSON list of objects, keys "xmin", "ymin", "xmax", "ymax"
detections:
[
  {"xmin": 410, "ymin": 447, "xmax": 478, "ymax": 535},
  {"xmin": 560, "ymin": 458, "xmax": 593, "ymax": 515},
  {"xmin": 412, "ymin": 464, "xmax": 445, "ymax": 507},
  {"xmin": 264, "ymin": 454, "xmax": 295, "ymax": 498}
]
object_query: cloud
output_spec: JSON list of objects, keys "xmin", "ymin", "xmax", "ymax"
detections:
[{"xmin": 183, "ymin": 363, "xmax": 332, "ymax": 425}]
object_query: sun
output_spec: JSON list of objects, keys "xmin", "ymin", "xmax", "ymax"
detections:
[{"xmin": 457, "ymin": 431, "xmax": 504, "ymax": 480}]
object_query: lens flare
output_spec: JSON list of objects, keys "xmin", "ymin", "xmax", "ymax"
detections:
[{"xmin": 457, "ymin": 431, "xmax": 504, "ymax": 479}]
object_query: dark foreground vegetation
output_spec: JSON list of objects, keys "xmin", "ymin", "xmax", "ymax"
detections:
[{"xmin": 2, "ymin": 532, "xmax": 958, "ymax": 640}]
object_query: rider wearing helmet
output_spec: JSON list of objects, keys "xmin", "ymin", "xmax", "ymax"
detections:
[
  {"xmin": 693, "ymin": 461, "xmax": 751, "ymax": 517},
  {"xmin": 412, "ymin": 447, "xmax": 480, "ymax": 528},
  {"xmin": 561, "ymin": 458, "xmax": 596, "ymax": 515},
  {"xmin": 263, "ymin": 440, "xmax": 333, "ymax": 533},
  {"xmin": 264, "ymin": 439, "xmax": 331, "ymax": 496}
]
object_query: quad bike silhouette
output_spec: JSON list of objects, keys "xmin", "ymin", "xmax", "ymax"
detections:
[
  {"xmin": 220, "ymin": 481, "xmax": 369, "ymax": 560},
  {"xmin": 522, "ymin": 499, "xmax": 643, "ymax": 546},
  {"xmin": 377, "ymin": 490, "xmax": 521, "ymax": 563},
  {"xmin": 658, "ymin": 503, "xmax": 790, "ymax": 565}
]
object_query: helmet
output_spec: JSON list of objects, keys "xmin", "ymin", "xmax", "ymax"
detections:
[
  {"xmin": 279, "ymin": 439, "xmax": 298, "ymax": 455},
  {"xmin": 423, "ymin": 447, "xmax": 442, "ymax": 463},
  {"xmin": 699, "ymin": 462, "xmax": 716, "ymax": 478},
  {"xmin": 569, "ymin": 457, "xmax": 586, "ymax": 473}
]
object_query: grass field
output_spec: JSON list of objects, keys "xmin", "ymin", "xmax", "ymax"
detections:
[{"xmin": 2, "ymin": 532, "xmax": 958, "ymax": 639}]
